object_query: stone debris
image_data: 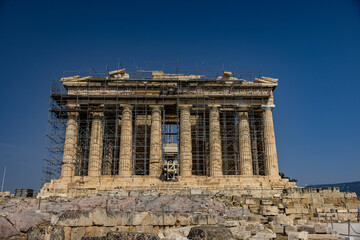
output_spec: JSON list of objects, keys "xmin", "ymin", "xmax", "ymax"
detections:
[
  {"xmin": 187, "ymin": 226, "xmax": 235, "ymax": 240},
  {"xmin": 0, "ymin": 192, "xmax": 358, "ymax": 239}
]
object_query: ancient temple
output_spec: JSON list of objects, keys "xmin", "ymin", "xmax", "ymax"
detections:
[{"xmin": 40, "ymin": 69, "xmax": 295, "ymax": 197}]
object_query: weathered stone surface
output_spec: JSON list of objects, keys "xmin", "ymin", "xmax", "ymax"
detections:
[
  {"xmin": 7, "ymin": 212, "xmax": 50, "ymax": 232},
  {"xmin": 273, "ymin": 214, "xmax": 294, "ymax": 225},
  {"xmin": 297, "ymin": 225, "xmax": 315, "ymax": 234},
  {"xmin": 307, "ymin": 234, "xmax": 339, "ymax": 239},
  {"xmin": 314, "ymin": 224, "xmax": 328, "ymax": 234},
  {"xmin": 232, "ymin": 230, "xmax": 251, "ymax": 240},
  {"xmin": 46, "ymin": 225, "xmax": 65, "ymax": 240},
  {"xmin": 106, "ymin": 231, "xmax": 160, "ymax": 240},
  {"xmin": 224, "ymin": 221, "xmax": 240, "ymax": 228},
  {"xmin": 288, "ymin": 231, "xmax": 308, "ymax": 240},
  {"xmin": 245, "ymin": 223, "xmax": 264, "ymax": 235},
  {"xmin": 188, "ymin": 226, "xmax": 235, "ymax": 240},
  {"xmin": 285, "ymin": 225, "xmax": 298, "ymax": 235},
  {"xmin": 71, "ymin": 227, "xmax": 86, "ymax": 240},
  {"xmin": 163, "ymin": 226, "xmax": 192, "ymax": 238},
  {"xmin": 253, "ymin": 228, "xmax": 276, "ymax": 239},
  {"xmin": 260, "ymin": 205, "xmax": 279, "ymax": 216},
  {"xmin": 27, "ymin": 226, "xmax": 45, "ymax": 240},
  {"xmin": 163, "ymin": 233, "xmax": 188, "ymax": 240},
  {"xmin": 0, "ymin": 216, "xmax": 19, "ymax": 238}
]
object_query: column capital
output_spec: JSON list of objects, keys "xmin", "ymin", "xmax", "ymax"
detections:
[
  {"xmin": 179, "ymin": 104, "xmax": 192, "ymax": 110},
  {"xmin": 208, "ymin": 104, "xmax": 221, "ymax": 109},
  {"xmin": 121, "ymin": 104, "xmax": 133, "ymax": 111},
  {"xmin": 91, "ymin": 111, "xmax": 104, "ymax": 118},
  {"xmin": 261, "ymin": 104, "xmax": 275, "ymax": 111},
  {"xmin": 66, "ymin": 103, "xmax": 80, "ymax": 109},
  {"xmin": 68, "ymin": 111, "xmax": 79, "ymax": 117},
  {"xmin": 149, "ymin": 105, "xmax": 163, "ymax": 112}
]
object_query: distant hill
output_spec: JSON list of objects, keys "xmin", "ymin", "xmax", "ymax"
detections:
[{"xmin": 306, "ymin": 181, "xmax": 360, "ymax": 197}]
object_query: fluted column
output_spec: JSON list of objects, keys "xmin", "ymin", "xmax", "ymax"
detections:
[
  {"xmin": 209, "ymin": 105, "xmax": 223, "ymax": 176},
  {"xmin": 262, "ymin": 104, "xmax": 279, "ymax": 177},
  {"xmin": 88, "ymin": 112, "xmax": 104, "ymax": 177},
  {"xmin": 119, "ymin": 105, "xmax": 133, "ymax": 177},
  {"xmin": 238, "ymin": 111, "xmax": 253, "ymax": 175},
  {"xmin": 180, "ymin": 105, "xmax": 192, "ymax": 177},
  {"xmin": 61, "ymin": 112, "xmax": 79, "ymax": 178},
  {"xmin": 149, "ymin": 105, "xmax": 162, "ymax": 177}
]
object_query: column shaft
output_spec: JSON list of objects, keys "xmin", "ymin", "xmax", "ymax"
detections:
[
  {"xmin": 209, "ymin": 106, "xmax": 223, "ymax": 176},
  {"xmin": 263, "ymin": 106, "xmax": 279, "ymax": 177},
  {"xmin": 149, "ymin": 106, "xmax": 162, "ymax": 177},
  {"xmin": 180, "ymin": 105, "xmax": 192, "ymax": 177},
  {"xmin": 238, "ymin": 112, "xmax": 253, "ymax": 175},
  {"xmin": 61, "ymin": 112, "xmax": 79, "ymax": 178},
  {"xmin": 88, "ymin": 112, "xmax": 104, "ymax": 177},
  {"xmin": 119, "ymin": 105, "xmax": 133, "ymax": 177}
]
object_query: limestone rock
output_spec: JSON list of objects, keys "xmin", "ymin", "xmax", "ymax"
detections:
[
  {"xmin": 162, "ymin": 233, "xmax": 188, "ymax": 240},
  {"xmin": 46, "ymin": 225, "xmax": 65, "ymax": 240},
  {"xmin": 260, "ymin": 205, "xmax": 279, "ymax": 216},
  {"xmin": 163, "ymin": 226, "xmax": 192, "ymax": 238},
  {"xmin": 288, "ymin": 231, "xmax": 308, "ymax": 240},
  {"xmin": 106, "ymin": 231, "xmax": 160, "ymax": 240},
  {"xmin": 224, "ymin": 221, "xmax": 240, "ymax": 228},
  {"xmin": 28, "ymin": 226, "xmax": 45, "ymax": 240},
  {"xmin": 273, "ymin": 214, "xmax": 294, "ymax": 225},
  {"xmin": 253, "ymin": 228, "xmax": 276, "ymax": 239},
  {"xmin": 314, "ymin": 224, "xmax": 329, "ymax": 234},
  {"xmin": 285, "ymin": 225, "xmax": 298, "ymax": 235},
  {"xmin": 188, "ymin": 226, "xmax": 235, "ymax": 240},
  {"xmin": 6, "ymin": 212, "xmax": 50, "ymax": 232},
  {"xmin": 0, "ymin": 216, "xmax": 19, "ymax": 238}
]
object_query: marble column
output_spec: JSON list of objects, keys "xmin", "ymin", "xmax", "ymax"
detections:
[
  {"xmin": 61, "ymin": 112, "xmax": 79, "ymax": 178},
  {"xmin": 88, "ymin": 112, "xmax": 104, "ymax": 177},
  {"xmin": 262, "ymin": 104, "xmax": 279, "ymax": 177},
  {"xmin": 180, "ymin": 105, "xmax": 192, "ymax": 177},
  {"xmin": 209, "ymin": 105, "xmax": 223, "ymax": 176},
  {"xmin": 238, "ymin": 111, "xmax": 253, "ymax": 175},
  {"xmin": 149, "ymin": 105, "xmax": 163, "ymax": 177},
  {"xmin": 119, "ymin": 105, "xmax": 133, "ymax": 177}
]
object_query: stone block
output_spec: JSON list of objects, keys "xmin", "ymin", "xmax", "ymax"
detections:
[
  {"xmin": 132, "ymin": 212, "xmax": 150, "ymax": 226},
  {"xmin": 314, "ymin": 224, "xmax": 328, "ymax": 234},
  {"xmin": 307, "ymin": 234, "xmax": 339, "ymax": 239},
  {"xmin": 163, "ymin": 226, "xmax": 192, "ymax": 238},
  {"xmin": 253, "ymin": 228, "xmax": 276, "ymax": 239},
  {"xmin": 260, "ymin": 205, "xmax": 279, "ymax": 216},
  {"xmin": 84, "ymin": 226, "xmax": 110, "ymax": 237},
  {"xmin": 190, "ymin": 189, "xmax": 202, "ymax": 195},
  {"xmin": 187, "ymin": 226, "xmax": 234, "ymax": 240},
  {"xmin": 190, "ymin": 214, "xmax": 208, "ymax": 225},
  {"xmin": 175, "ymin": 214, "xmax": 190, "ymax": 226},
  {"xmin": 106, "ymin": 231, "xmax": 160, "ymax": 240},
  {"xmin": 288, "ymin": 231, "xmax": 308, "ymax": 240},
  {"xmin": 224, "ymin": 221, "xmax": 240, "ymax": 228},
  {"xmin": 285, "ymin": 225, "xmax": 298, "ymax": 235},
  {"xmin": 71, "ymin": 227, "xmax": 86, "ymax": 240},
  {"xmin": 274, "ymin": 214, "xmax": 294, "ymax": 225},
  {"xmin": 271, "ymin": 224, "xmax": 284, "ymax": 234},
  {"xmin": 261, "ymin": 199, "xmax": 273, "ymax": 205},
  {"xmin": 297, "ymin": 225, "xmax": 315, "ymax": 234},
  {"xmin": 246, "ymin": 198, "xmax": 257, "ymax": 205}
]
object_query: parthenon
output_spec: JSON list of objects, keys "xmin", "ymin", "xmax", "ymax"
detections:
[{"xmin": 41, "ymin": 68, "xmax": 295, "ymax": 197}]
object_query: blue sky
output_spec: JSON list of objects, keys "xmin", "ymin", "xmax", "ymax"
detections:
[{"xmin": 0, "ymin": 0, "xmax": 359, "ymax": 192}]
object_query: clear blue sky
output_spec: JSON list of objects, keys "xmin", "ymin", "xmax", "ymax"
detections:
[{"xmin": 0, "ymin": 0, "xmax": 359, "ymax": 192}]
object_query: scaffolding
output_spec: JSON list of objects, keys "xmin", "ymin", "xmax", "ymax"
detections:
[{"xmin": 42, "ymin": 63, "xmax": 273, "ymax": 183}]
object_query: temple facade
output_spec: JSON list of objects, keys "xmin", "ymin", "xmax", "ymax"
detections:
[{"xmin": 40, "ymin": 69, "xmax": 295, "ymax": 197}]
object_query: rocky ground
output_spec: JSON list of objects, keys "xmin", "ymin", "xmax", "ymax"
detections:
[{"xmin": 0, "ymin": 194, "xmax": 351, "ymax": 240}]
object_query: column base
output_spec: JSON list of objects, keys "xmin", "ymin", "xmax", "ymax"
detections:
[{"xmin": 39, "ymin": 175, "xmax": 296, "ymax": 198}]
